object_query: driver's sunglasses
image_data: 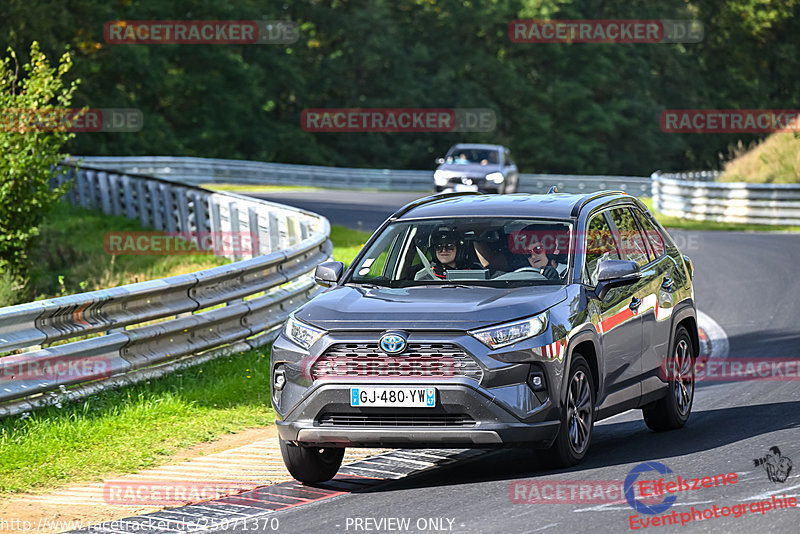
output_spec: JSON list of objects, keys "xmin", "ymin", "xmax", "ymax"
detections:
[
  {"xmin": 527, "ymin": 245, "xmax": 545, "ymax": 256},
  {"xmin": 435, "ymin": 243, "xmax": 456, "ymax": 252}
]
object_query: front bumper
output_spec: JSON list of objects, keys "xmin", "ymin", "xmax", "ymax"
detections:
[
  {"xmin": 272, "ymin": 331, "xmax": 566, "ymax": 449},
  {"xmin": 434, "ymin": 181, "xmax": 501, "ymax": 194},
  {"xmin": 276, "ymin": 382, "xmax": 560, "ymax": 448}
]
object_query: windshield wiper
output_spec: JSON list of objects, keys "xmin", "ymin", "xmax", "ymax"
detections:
[{"xmin": 347, "ymin": 282, "xmax": 390, "ymax": 289}]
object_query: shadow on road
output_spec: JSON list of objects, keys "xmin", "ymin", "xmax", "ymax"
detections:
[{"xmin": 355, "ymin": 400, "xmax": 800, "ymax": 492}]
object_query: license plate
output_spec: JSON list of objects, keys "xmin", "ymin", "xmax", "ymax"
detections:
[
  {"xmin": 350, "ymin": 387, "xmax": 436, "ymax": 407},
  {"xmin": 454, "ymin": 184, "xmax": 479, "ymax": 192}
]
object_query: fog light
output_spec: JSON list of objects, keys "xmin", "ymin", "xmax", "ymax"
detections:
[
  {"xmin": 528, "ymin": 369, "xmax": 546, "ymax": 392},
  {"xmin": 274, "ymin": 365, "xmax": 286, "ymax": 391}
]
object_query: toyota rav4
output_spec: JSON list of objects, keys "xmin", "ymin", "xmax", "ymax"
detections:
[{"xmin": 271, "ymin": 190, "xmax": 698, "ymax": 483}]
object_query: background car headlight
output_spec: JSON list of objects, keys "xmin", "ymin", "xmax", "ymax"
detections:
[
  {"xmin": 469, "ymin": 312, "xmax": 548, "ymax": 349},
  {"xmin": 434, "ymin": 170, "xmax": 449, "ymax": 185},
  {"xmin": 486, "ymin": 171, "xmax": 504, "ymax": 184},
  {"xmin": 283, "ymin": 314, "xmax": 326, "ymax": 350}
]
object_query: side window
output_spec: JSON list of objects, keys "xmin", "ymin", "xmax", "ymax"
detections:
[
  {"xmin": 584, "ymin": 212, "xmax": 620, "ymax": 286},
  {"xmin": 608, "ymin": 207, "xmax": 650, "ymax": 267},
  {"xmin": 632, "ymin": 209, "xmax": 666, "ymax": 258},
  {"xmin": 504, "ymin": 149, "xmax": 514, "ymax": 165}
]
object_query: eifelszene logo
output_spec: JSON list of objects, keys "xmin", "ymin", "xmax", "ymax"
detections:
[{"xmin": 753, "ymin": 446, "xmax": 793, "ymax": 483}]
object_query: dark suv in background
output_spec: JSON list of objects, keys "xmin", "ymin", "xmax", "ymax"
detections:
[
  {"xmin": 433, "ymin": 143, "xmax": 519, "ymax": 194},
  {"xmin": 271, "ymin": 190, "xmax": 698, "ymax": 483}
]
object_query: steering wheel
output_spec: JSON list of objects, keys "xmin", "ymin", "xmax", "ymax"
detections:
[
  {"xmin": 492, "ymin": 266, "xmax": 548, "ymax": 280},
  {"xmin": 415, "ymin": 246, "xmax": 437, "ymax": 280}
]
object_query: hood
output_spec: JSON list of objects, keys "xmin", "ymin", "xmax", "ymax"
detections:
[
  {"xmin": 296, "ymin": 284, "xmax": 567, "ymax": 331},
  {"xmin": 436, "ymin": 163, "xmax": 501, "ymax": 176}
]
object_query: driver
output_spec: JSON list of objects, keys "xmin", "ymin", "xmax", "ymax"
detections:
[
  {"xmin": 415, "ymin": 227, "xmax": 477, "ymax": 280},
  {"xmin": 522, "ymin": 239, "xmax": 560, "ymax": 280}
]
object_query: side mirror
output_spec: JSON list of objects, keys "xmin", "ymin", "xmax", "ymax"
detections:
[
  {"xmin": 594, "ymin": 260, "xmax": 641, "ymax": 300},
  {"xmin": 435, "ymin": 158, "xmax": 445, "ymax": 165},
  {"xmin": 314, "ymin": 261, "xmax": 344, "ymax": 288}
]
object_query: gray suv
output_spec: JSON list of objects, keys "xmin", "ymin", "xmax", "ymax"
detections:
[
  {"xmin": 271, "ymin": 191, "xmax": 698, "ymax": 483},
  {"xmin": 434, "ymin": 143, "xmax": 519, "ymax": 194}
]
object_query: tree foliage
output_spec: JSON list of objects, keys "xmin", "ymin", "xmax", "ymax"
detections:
[
  {"xmin": 0, "ymin": 41, "xmax": 78, "ymax": 284},
  {"xmin": 1, "ymin": 0, "xmax": 798, "ymax": 174}
]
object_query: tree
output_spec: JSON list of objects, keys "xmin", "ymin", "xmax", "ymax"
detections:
[{"xmin": 0, "ymin": 41, "xmax": 79, "ymax": 291}]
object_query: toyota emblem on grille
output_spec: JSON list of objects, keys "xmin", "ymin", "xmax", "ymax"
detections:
[{"xmin": 379, "ymin": 332, "xmax": 408, "ymax": 354}]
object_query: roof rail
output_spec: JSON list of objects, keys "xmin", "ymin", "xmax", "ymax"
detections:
[
  {"xmin": 389, "ymin": 191, "xmax": 482, "ymax": 220},
  {"xmin": 570, "ymin": 190, "xmax": 627, "ymax": 217}
]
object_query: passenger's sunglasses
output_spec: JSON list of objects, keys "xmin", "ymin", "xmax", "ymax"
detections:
[
  {"xmin": 527, "ymin": 245, "xmax": 545, "ymax": 256},
  {"xmin": 434, "ymin": 243, "xmax": 456, "ymax": 252}
]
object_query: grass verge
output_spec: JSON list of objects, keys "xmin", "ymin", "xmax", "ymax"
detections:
[
  {"xmin": 199, "ymin": 183, "xmax": 321, "ymax": 193},
  {"xmin": 0, "ymin": 224, "xmax": 370, "ymax": 496},
  {"xmin": 0, "ymin": 349, "xmax": 273, "ymax": 494},
  {"xmin": 0, "ymin": 202, "xmax": 227, "ymax": 307},
  {"xmin": 719, "ymin": 133, "xmax": 800, "ymax": 183}
]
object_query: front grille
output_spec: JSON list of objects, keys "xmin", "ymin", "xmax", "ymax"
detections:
[
  {"xmin": 311, "ymin": 343, "xmax": 483, "ymax": 381},
  {"xmin": 318, "ymin": 414, "xmax": 476, "ymax": 427},
  {"xmin": 447, "ymin": 176, "xmax": 485, "ymax": 184}
]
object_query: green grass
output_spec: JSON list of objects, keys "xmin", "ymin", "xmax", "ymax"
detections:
[
  {"xmin": 0, "ymin": 202, "xmax": 227, "ymax": 307},
  {"xmin": 640, "ymin": 197, "xmax": 800, "ymax": 233},
  {"xmin": 330, "ymin": 225, "xmax": 371, "ymax": 266},
  {"xmin": 200, "ymin": 183, "xmax": 321, "ymax": 193},
  {"xmin": 720, "ymin": 132, "xmax": 800, "ymax": 183},
  {"xmin": 0, "ymin": 223, "xmax": 371, "ymax": 496},
  {"xmin": 0, "ymin": 349, "xmax": 273, "ymax": 494}
]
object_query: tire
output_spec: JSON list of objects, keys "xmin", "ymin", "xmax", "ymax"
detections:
[
  {"xmin": 279, "ymin": 437, "xmax": 345, "ymax": 483},
  {"xmin": 642, "ymin": 326, "xmax": 695, "ymax": 431},
  {"xmin": 543, "ymin": 354, "xmax": 595, "ymax": 468}
]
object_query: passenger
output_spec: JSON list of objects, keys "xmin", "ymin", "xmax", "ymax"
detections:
[
  {"xmin": 473, "ymin": 229, "xmax": 509, "ymax": 277},
  {"xmin": 454, "ymin": 152, "xmax": 469, "ymax": 164}
]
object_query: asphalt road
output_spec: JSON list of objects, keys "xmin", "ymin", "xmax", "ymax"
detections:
[{"xmin": 229, "ymin": 191, "xmax": 800, "ymax": 534}]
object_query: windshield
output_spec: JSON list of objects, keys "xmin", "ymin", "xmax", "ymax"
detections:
[
  {"xmin": 347, "ymin": 217, "xmax": 573, "ymax": 288},
  {"xmin": 444, "ymin": 149, "xmax": 500, "ymax": 165}
]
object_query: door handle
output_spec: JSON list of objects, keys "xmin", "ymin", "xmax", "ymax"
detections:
[
  {"xmin": 661, "ymin": 277, "xmax": 674, "ymax": 292},
  {"xmin": 629, "ymin": 296, "xmax": 642, "ymax": 312}
]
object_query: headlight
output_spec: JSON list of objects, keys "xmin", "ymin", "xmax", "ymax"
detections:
[
  {"xmin": 283, "ymin": 313, "xmax": 326, "ymax": 350},
  {"xmin": 469, "ymin": 312, "xmax": 548, "ymax": 349},
  {"xmin": 486, "ymin": 171, "xmax": 504, "ymax": 184},
  {"xmin": 434, "ymin": 170, "xmax": 449, "ymax": 185}
]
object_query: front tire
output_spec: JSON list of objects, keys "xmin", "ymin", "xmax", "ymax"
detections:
[
  {"xmin": 642, "ymin": 325, "xmax": 695, "ymax": 431},
  {"xmin": 279, "ymin": 437, "xmax": 344, "ymax": 483},
  {"xmin": 544, "ymin": 355, "xmax": 595, "ymax": 467}
]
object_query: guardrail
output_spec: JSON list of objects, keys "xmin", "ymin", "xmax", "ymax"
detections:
[
  {"xmin": 0, "ymin": 163, "xmax": 331, "ymax": 417},
  {"xmin": 75, "ymin": 156, "xmax": 652, "ymax": 195},
  {"xmin": 652, "ymin": 171, "xmax": 800, "ymax": 225}
]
